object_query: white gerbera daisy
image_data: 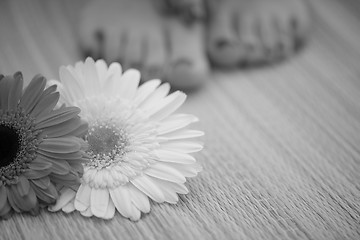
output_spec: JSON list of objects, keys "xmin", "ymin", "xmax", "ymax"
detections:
[{"xmin": 49, "ymin": 58, "xmax": 203, "ymax": 220}]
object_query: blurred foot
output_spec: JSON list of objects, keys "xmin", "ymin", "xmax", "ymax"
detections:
[
  {"xmin": 161, "ymin": 0, "xmax": 205, "ymax": 22},
  {"xmin": 206, "ymin": 0, "xmax": 312, "ymax": 68},
  {"xmin": 78, "ymin": 0, "xmax": 209, "ymax": 90}
]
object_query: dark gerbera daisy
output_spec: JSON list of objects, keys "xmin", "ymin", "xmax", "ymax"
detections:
[{"xmin": 0, "ymin": 72, "xmax": 88, "ymax": 219}]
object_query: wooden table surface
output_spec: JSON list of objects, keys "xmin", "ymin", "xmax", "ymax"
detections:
[{"xmin": 0, "ymin": 0, "xmax": 359, "ymax": 239}]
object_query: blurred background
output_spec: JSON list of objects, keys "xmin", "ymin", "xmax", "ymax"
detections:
[{"xmin": 1, "ymin": 0, "xmax": 360, "ymax": 239}]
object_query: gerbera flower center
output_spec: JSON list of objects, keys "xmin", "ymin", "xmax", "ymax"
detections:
[
  {"xmin": 85, "ymin": 120, "xmax": 129, "ymax": 169},
  {"xmin": 0, "ymin": 125, "xmax": 20, "ymax": 168},
  {"xmin": 0, "ymin": 109, "xmax": 40, "ymax": 184}
]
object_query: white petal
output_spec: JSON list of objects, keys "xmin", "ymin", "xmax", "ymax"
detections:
[
  {"xmin": 150, "ymin": 177, "xmax": 179, "ymax": 204},
  {"xmin": 102, "ymin": 62, "xmax": 122, "ymax": 96},
  {"xmin": 110, "ymin": 167, "xmax": 129, "ymax": 184},
  {"xmin": 163, "ymin": 162, "xmax": 202, "ymax": 178},
  {"xmin": 153, "ymin": 150, "xmax": 196, "ymax": 164},
  {"xmin": 117, "ymin": 69, "xmax": 140, "ymax": 100},
  {"xmin": 131, "ymin": 175, "xmax": 165, "ymax": 203},
  {"xmin": 128, "ymin": 184, "xmax": 150, "ymax": 213},
  {"xmin": 163, "ymin": 191, "xmax": 178, "ymax": 204},
  {"xmin": 130, "ymin": 205, "xmax": 141, "ymax": 221},
  {"xmin": 109, "ymin": 185, "xmax": 138, "ymax": 220},
  {"xmin": 146, "ymin": 91, "xmax": 182, "ymax": 117},
  {"xmin": 158, "ymin": 114, "xmax": 198, "ymax": 134},
  {"xmin": 95, "ymin": 59, "xmax": 108, "ymax": 82},
  {"xmin": 59, "ymin": 66, "xmax": 84, "ymax": 102},
  {"xmin": 159, "ymin": 130, "xmax": 204, "ymax": 141},
  {"xmin": 83, "ymin": 57, "xmax": 101, "ymax": 96},
  {"xmin": 128, "ymin": 123, "xmax": 156, "ymax": 137},
  {"xmin": 48, "ymin": 188, "xmax": 76, "ymax": 212},
  {"xmin": 139, "ymin": 83, "xmax": 170, "ymax": 111},
  {"xmin": 101, "ymin": 169, "xmax": 116, "ymax": 188},
  {"xmin": 149, "ymin": 91, "xmax": 187, "ymax": 121},
  {"xmin": 145, "ymin": 163, "xmax": 186, "ymax": 183},
  {"xmin": 133, "ymin": 80, "xmax": 161, "ymax": 106},
  {"xmin": 103, "ymin": 198, "xmax": 116, "ymax": 220},
  {"xmin": 62, "ymin": 199, "xmax": 76, "ymax": 213},
  {"xmin": 74, "ymin": 184, "xmax": 92, "ymax": 211},
  {"xmin": 153, "ymin": 179, "xmax": 189, "ymax": 195},
  {"xmin": 161, "ymin": 141, "xmax": 203, "ymax": 153},
  {"xmin": 68, "ymin": 65, "xmax": 85, "ymax": 88},
  {"xmin": 90, "ymin": 188, "xmax": 109, "ymax": 218},
  {"xmin": 74, "ymin": 62, "xmax": 85, "ymax": 77},
  {"xmin": 108, "ymin": 62, "xmax": 122, "ymax": 77},
  {"xmin": 80, "ymin": 207, "xmax": 93, "ymax": 217},
  {"xmin": 103, "ymin": 62, "xmax": 122, "ymax": 96},
  {"xmin": 82, "ymin": 168, "xmax": 96, "ymax": 185}
]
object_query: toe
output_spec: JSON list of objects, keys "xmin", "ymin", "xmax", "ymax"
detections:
[
  {"xmin": 259, "ymin": 16, "xmax": 279, "ymax": 63},
  {"xmin": 276, "ymin": 13, "xmax": 296, "ymax": 60},
  {"xmin": 78, "ymin": 1, "xmax": 108, "ymax": 60},
  {"xmin": 123, "ymin": 32, "xmax": 146, "ymax": 72},
  {"xmin": 104, "ymin": 28, "xmax": 124, "ymax": 63},
  {"xmin": 166, "ymin": 19, "xmax": 208, "ymax": 90},
  {"xmin": 238, "ymin": 14, "xmax": 265, "ymax": 66},
  {"xmin": 207, "ymin": 5, "xmax": 241, "ymax": 68},
  {"xmin": 167, "ymin": 59, "xmax": 208, "ymax": 91},
  {"xmin": 79, "ymin": 27, "xmax": 103, "ymax": 60},
  {"xmin": 292, "ymin": 0, "xmax": 312, "ymax": 37},
  {"xmin": 291, "ymin": 3, "xmax": 312, "ymax": 51},
  {"xmin": 143, "ymin": 32, "xmax": 166, "ymax": 81}
]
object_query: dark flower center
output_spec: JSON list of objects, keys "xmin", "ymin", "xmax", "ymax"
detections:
[
  {"xmin": 85, "ymin": 121, "xmax": 129, "ymax": 169},
  {"xmin": 1, "ymin": 109, "xmax": 40, "ymax": 184},
  {"xmin": 0, "ymin": 125, "xmax": 20, "ymax": 168},
  {"xmin": 88, "ymin": 126, "xmax": 121, "ymax": 155}
]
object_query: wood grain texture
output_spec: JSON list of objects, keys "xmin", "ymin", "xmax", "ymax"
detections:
[{"xmin": 0, "ymin": 0, "xmax": 359, "ymax": 239}]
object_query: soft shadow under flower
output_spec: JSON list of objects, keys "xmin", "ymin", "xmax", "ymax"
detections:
[
  {"xmin": 0, "ymin": 72, "xmax": 88, "ymax": 219},
  {"xmin": 49, "ymin": 58, "xmax": 203, "ymax": 221}
]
